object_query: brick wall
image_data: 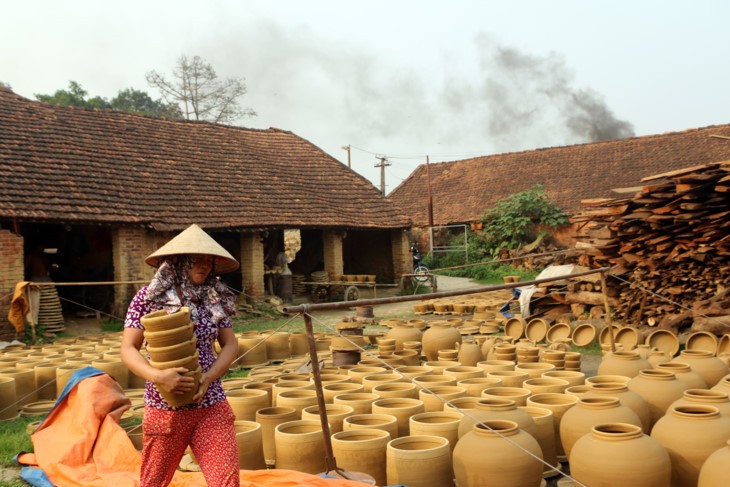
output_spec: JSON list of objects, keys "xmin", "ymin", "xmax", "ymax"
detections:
[
  {"xmin": 391, "ymin": 229, "xmax": 411, "ymax": 280},
  {"xmin": 322, "ymin": 230, "xmax": 344, "ymax": 279},
  {"xmin": 241, "ymin": 233, "xmax": 264, "ymax": 300},
  {"xmin": 0, "ymin": 229, "xmax": 24, "ymax": 339},
  {"xmin": 112, "ymin": 227, "xmax": 163, "ymax": 317}
]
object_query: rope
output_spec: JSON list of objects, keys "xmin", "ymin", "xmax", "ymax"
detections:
[{"xmin": 303, "ymin": 311, "xmax": 584, "ymax": 485}]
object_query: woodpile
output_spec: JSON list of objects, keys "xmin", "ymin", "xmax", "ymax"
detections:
[{"xmin": 570, "ymin": 161, "xmax": 730, "ymax": 337}]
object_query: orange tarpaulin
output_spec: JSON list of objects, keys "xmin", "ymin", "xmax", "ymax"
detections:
[{"xmin": 17, "ymin": 371, "xmax": 371, "ymax": 487}]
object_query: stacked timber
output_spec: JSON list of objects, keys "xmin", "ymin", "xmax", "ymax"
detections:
[{"xmin": 570, "ymin": 162, "xmax": 730, "ymax": 336}]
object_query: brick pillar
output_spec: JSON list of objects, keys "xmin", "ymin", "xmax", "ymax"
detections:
[
  {"xmin": 241, "ymin": 232, "xmax": 264, "ymax": 300},
  {"xmin": 0, "ymin": 229, "xmax": 24, "ymax": 338},
  {"xmin": 112, "ymin": 227, "xmax": 161, "ymax": 317},
  {"xmin": 391, "ymin": 229, "xmax": 411, "ymax": 282},
  {"xmin": 322, "ymin": 230, "xmax": 343, "ymax": 280}
]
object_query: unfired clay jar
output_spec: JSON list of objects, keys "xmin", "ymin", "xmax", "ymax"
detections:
[
  {"xmin": 654, "ymin": 361, "xmax": 708, "ymax": 389},
  {"xmin": 386, "ymin": 324, "xmax": 423, "ymax": 351},
  {"xmin": 651, "ymin": 405, "xmax": 730, "ymax": 487},
  {"xmin": 227, "ymin": 388, "xmax": 270, "ymax": 421},
  {"xmin": 332, "ymin": 429, "xmax": 390, "ymax": 486},
  {"xmin": 386, "ymin": 435, "xmax": 453, "ymax": 487},
  {"xmin": 455, "ymin": 341, "xmax": 484, "ymax": 366},
  {"xmin": 698, "ymin": 439, "xmax": 730, "ymax": 487},
  {"xmin": 408, "ymin": 411, "xmax": 462, "ymax": 453},
  {"xmin": 597, "ymin": 351, "xmax": 650, "ymax": 379},
  {"xmin": 627, "ymin": 369, "xmax": 689, "ymax": 428},
  {"xmin": 255, "ymin": 406, "xmax": 297, "ymax": 464},
  {"xmin": 453, "ymin": 420, "xmax": 543, "ymax": 487},
  {"xmin": 570, "ymin": 423, "xmax": 671, "ymax": 487},
  {"xmin": 671, "ymin": 350, "xmax": 729, "ymax": 388},
  {"xmin": 140, "ymin": 307, "xmax": 190, "ymax": 332},
  {"xmin": 343, "ymin": 413, "xmax": 399, "ymax": 440},
  {"xmin": 457, "ymin": 398, "xmax": 536, "ymax": 438},
  {"xmin": 372, "ymin": 398, "xmax": 425, "ymax": 437},
  {"xmin": 274, "ymin": 420, "xmax": 327, "ymax": 473},
  {"xmin": 419, "ymin": 386, "xmax": 467, "ymax": 413},
  {"xmin": 520, "ymin": 406, "xmax": 559, "ymax": 478},
  {"xmin": 301, "ymin": 403, "xmax": 354, "ymax": 434},
  {"xmin": 233, "ymin": 420, "xmax": 266, "ymax": 470},
  {"xmin": 0, "ymin": 377, "xmax": 16, "ymax": 419},
  {"xmin": 525, "ymin": 392, "xmax": 577, "ymax": 459},
  {"xmin": 559, "ymin": 397, "xmax": 642, "ymax": 459},
  {"xmin": 670, "ymin": 389, "xmax": 730, "ymax": 417},
  {"xmin": 422, "ymin": 323, "xmax": 462, "ymax": 361},
  {"xmin": 586, "ymin": 382, "xmax": 651, "ymax": 433}
]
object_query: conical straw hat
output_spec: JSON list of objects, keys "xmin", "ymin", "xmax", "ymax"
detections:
[{"xmin": 145, "ymin": 224, "xmax": 239, "ymax": 274}]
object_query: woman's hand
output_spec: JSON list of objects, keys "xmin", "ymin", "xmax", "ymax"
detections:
[
  {"xmin": 192, "ymin": 371, "xmax": 213, "ymax": 403},
  {"xmin": 153, "ymin": 367, "xmax": 195, "ymax": 395}
]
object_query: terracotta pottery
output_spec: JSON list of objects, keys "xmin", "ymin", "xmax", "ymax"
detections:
[
  {"xmin": 585, "ymin": 374, "xmax": 631, "ymax": 386},
  {"xmin": 443, "ymin": 396, "xmax": 482, "ymax": 413},
  {"xmin": 598, "ymin": 324, "xmax": 622, "ymax": 346},
  {"xmin": 396, "ymin": 365, "xmax": 434, "ymax": 379},
  {"xmin": 564, "ymin": 385, "xmax": 591, "ymax": 399},
  {"xmin": 670, "ymin": 389, "xmax": 730, "ymax": 417},
  {"xmin": 148, "ymin": 350, "xmax": 200, "ymax": 373},
  {"xmin": 486, "ymin": 370, "xmax": 528, "ymax": 388},
  {"xmin": 0, "ymin": 377, "xmax": 17, "ymax": 419},
  {"xmin": 571, "ymin": 323, "xmax": 597, "ymax": 347},
  {"xmin": 504, "ymin": 317, "xmax": 526, "ymax": 340},
  {"xmin": 458, "ymin": 398, "xmax": 536, "ymax": 438},
  {"xmin": 301, "ymin": 403, "xmax": 354, "ymax": 434},
  {"xmin": 525, "ymin": 393, "xmax": 577, "ymax": 459},
  {"xmin": 627, "ymin": 369, "xmax": 690, "ymax": 428},
  {"xmin": 457, "ymin": 377, "xmax": 502, "ymax": 397},
  {"xmin": 455, "ymin": 341, "xmax": 484, "ymax": 366},
  {"xmin": 481, "ymin": 386, "xmax": 531, "ymax": 407},
  {"xmin": 332, "ymin": 429, "xmax": 390, "ymax": 486},
  {"xmin": 264, "ymin": 332, "xmax": 291, "ymax": 362},
  {"xmin": 255, "ymin": 406, "xmax": 297, "ymax": 464},
  {"xmin": 362, "ymin": 373, "xmax": 403, "ymax": 393},
  {"xmin": 541, "ymin": 370, "xmax": 585, "ymax": 387},
  {"xmin": 372, "ymin": 382, "xmax": 417, "ymax": 400},
  {"xmin": 343, "ymin": 413, "xmax": 399, "ymax": 439},
  {"xmin": 559, "ymin": 397, "xmax": 642, "ymax": 459},
  {"xmin": 386, "ymin": 435, "xmax": 453, "ymax": 487},
  {"xmin": 422, "ymin": 323, "xmax": 462, "ymax": 361},
  {"xmin": 143, "ymin": 322, "xmax": 194, "ymax": 348},
  {"xmin": 159, "ymin": 366, "xmax": 201, "ymax": 407},
  {"xmin": 523, "ymin": 378, "xmax": 569, "ymax": 395},
  {"xmin": 275, "ymin": 390, "xmax": 318, "ymax": 418},
  {"xmin": 140, "ymin": 307, "xmax": 190, "ymax": 332},
  {"xmin": 671, "ymin": 350, "xmax": 729, "ymax": 387},
  {"xmin": 333, "ymin": 392, "xmax": 380, "ymax": 415},
  {"xmin": 698, "ymin": 439, "xmax": 730, "ymax": 487},
  {"xmin": 647, "ymin": 349, "xmax": 671, "ymax": 367},
  {"xmin": 392, "ymin": 350, "xmax": 420, "ymax": 366},
  {"xmin": 515, "ymin": 362, "xmax": 556, "ymax": 380},
  {"xmin": 91, "ymin": 358, "xmax": 129, "ymax": 390},
  {"xmin": 651, "ymin": 405, "xmax": 730, "ymax": 487},
  {"xmin": 686, "ymin": 331, "xmax": 719, "ymax": 355},
  {"xmin": 372, "ymin": 398, "xmax": 425, "ymax": 437},
  {"xmin": 348, "ymin": 366, "xmax": 387, "ymax": 384},
  {"xmin": 233, "ymin": 420, "xmax": 266, "ymax": 470},
  {"xmin": 477, "ymin": 360, "xmax": 515, "ymax": 374},
  {"xmin": 520, "ymin": 406, "xmax": 560, "ymax": 478},
  {"xmin": 0, "ymin": 368, "xmax": 36, "ymax": 407},
  {"xmin": 274, "ymin": 420, "xmax": 326, "ymax": 474},
  {"xmin": 33, "ymin": 363, "xmax": 58, "ymax": 400},
  {"xmin": 646, "ymin": 329, "xmax": 680, "ymax": 357},
  {"xmin": 546, "ymin": 323, "xmax": 571, "ymax": 343},
  {"xmin": 288, "ymin": 332, "xmax": 309, "ymax": 357},
  {"xmin": 227, "ymin": 388, "xmax": 270, "ymax": 421},
  {"xmin": 242, "ymin": 382, "xmax": 274, "ymax": 406},
  {"xmin": 271, "ymin": 380, "xmax": 312, "ymax": 406},
  {"xmin": 409, "ymin": 411, "xmax": 462, "ymax": 453},
  {"xmin": 525, "ymin": 318, "xmax": 550, "ymax": 343},
  {"xmin": 386, "ymin": 324, "xmax": 423, "ymax": 351},
  {"xmin": 586, "ymin": 382, "xmax": 651, "ymax": 433},
  {"xmin": 571, "ymin": 423, "xmax": 671, "ymax": 487},
  {"xmin": 453, "ymin": 420, "xmax": 543, "ymax": 487},
  {"xmin": 615, "ymin": 327, "xmax": 645, "ymax": 350},
  {"xmin": 322, "ymin": 382, "xmax": 363, "ymax": 404},
  {"xmin": 711, "ymin": 374, "xmax": 730, "ymax": 395},
  {"xmin": 234, "ymin": 335, "xmax": 268, "ymax": 368},
  {"xmin": 412, "ymin": 374, "xmax": 457, "ymax": 391},
  {"xmin": 442, "ymin": 365, "xmax": 483, "ymax": 381},
  {"xmin": 419, "ymin": 386, "xmax": 467, "ymax": 412},
  {"xmin": 597, "ymin": 351, "xmax": 650, "ymax": 378}
]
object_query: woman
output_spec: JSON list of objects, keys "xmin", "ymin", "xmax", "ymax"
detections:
[{"xmin": 121, "ymin": 224, "xmax": 240, "ymax": 487}]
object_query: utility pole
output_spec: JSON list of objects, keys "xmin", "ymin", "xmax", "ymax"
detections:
[
  {"xmin": 341, "ymin": 144, "xmax": 351, "ymax": 168},
  {"xmin": 426, "ymin": 155, "xmax": 434, "ymax": 228},
  {"xmin": 374, "ymin": 156, "xmax": 391, "ymax": 196}
]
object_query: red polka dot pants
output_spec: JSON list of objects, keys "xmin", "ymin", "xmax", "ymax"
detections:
[{"xmin": 141, "ymin": 400, "xmax": 239, "ymax": 487}]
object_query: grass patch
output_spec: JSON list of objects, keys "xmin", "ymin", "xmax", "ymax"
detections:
[
  {"xmin": 0, "ymin": 479, "xmax": 30, "ymax": 487},
  {"xmin": 100, "ymin": 319, "xmax": 124, "ymax": 333},
  {"xmin": 573, "ymin": 341, "xmax": 602, "ymax": 356},
  {"xmin": 0, "ymin": 416, "xmax": 41, "ymax": 468}
]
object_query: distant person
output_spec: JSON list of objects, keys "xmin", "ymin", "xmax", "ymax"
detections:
[{"xmin": 120, "ymin": 224, "xmax": 240, "ymax": 487}]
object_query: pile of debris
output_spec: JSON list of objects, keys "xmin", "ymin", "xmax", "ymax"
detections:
[{"xmin": 571, "ymin": 162, "xmax": 729, "ymax": 336}]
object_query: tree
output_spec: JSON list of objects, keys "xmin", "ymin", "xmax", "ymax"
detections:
[
  {"xmin": 35, "ymin": 81, "xmax": 182, "ymax": 118},
  {"xmin": 145, "ymin": 55, "xmax": 256, "ymax": 124}
]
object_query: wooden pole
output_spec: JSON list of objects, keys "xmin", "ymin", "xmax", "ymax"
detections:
[{"xmin": 600, "ymin": 271, "xmax": 617, "ymax": 353}]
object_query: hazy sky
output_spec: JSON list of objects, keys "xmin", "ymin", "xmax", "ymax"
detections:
[{"xmin": 3, "ymin": 1, "xmax": 729, "ymax": 193}]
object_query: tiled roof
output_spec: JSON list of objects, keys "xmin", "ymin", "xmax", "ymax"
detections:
[
  {"xmin": 388, "ymin": 124, "xmax": 730, "ymax": 227},
  {"xmin": 0, "ymin": 88, "xmax": 410, "ymax": 231}
]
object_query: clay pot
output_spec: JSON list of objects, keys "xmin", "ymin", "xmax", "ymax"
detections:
[
  {"xmin": 586, "ymin": 382, "xmax": 651, "ymax": 433},
  {"xmin": 0, "ymin": 377, "xmax": 17, "ymax": 419},
  {"xmin": 422, "ymin": 323, "xmax": 461, "ymax": 361},
  {"xmin": 646, "ymin": 329, "xmax": 680, "ymax": 357},
  {"xmin": 0, "ymin": 368, "xmax": 36, "ymax": 406},
  {"xmin": 276, "ymin": 390, "xmax": 318, "ymax": 418},
  {"xmin": 322, "ymin": 382, "xmax": 363, "ymax": 404},
  {"xmin": 585, "ymin": 374, "xmax": 631, "ymax": 387},
  {"xmin": 515, "ymin": 362, "xmax": 555, "ymax": 379},
  {"xmin": 486, "ymin": 370, "xmax": 528, "ymax": 388},
  {"xmin": 541, "ymin": 370, "xmax": 585, "ymax": 387},
  {"xmin": 255, "ymin": 406, "xmax": 297, "ymax": 464},
  {"xmin": 91, "ymin": 358, "xmax": 129, "ymax": 390},
  {"xmin": 413, "ymin": 374, "xmax": 457, "ymax": 391},
  {"xmin": 458, "ymin": 398, "xmax": 536, "ymax": 438},
  {"xmin": 647, "ymin": 349, "xmax": 672, "ymax": 367},
  {"xmin": 386, "ymin": 435, "xmax": 452, "ymax": 487},
  {"xmin": 442, "ymin": 365, "xmax": 483, "ymax": 381},
  {"xmin": 525, "ymin": 318, "xmax": 550, "ymax": 343},
  {"xmin": 386, "ymin": 324, "xmax": 423, "ymax": 351},
  {"xmin": 372, "ymin": 398, "xmax": 425, "ymax": 437},
  {"xmin": 564, "ymin": 385, "xmax": 591, "ymax": 399},
  {"xmin": 671, "ymin": 350, "xmax": 729, "ymax": 387},
  {"xmin": 453, "ymin": 420, "xmax": 543, "ymax": 487},
  {"xmin": 288, "ymin": 332, "xmax": 309, "ymax": 357},
  {"xmin": 651, "ymin": 405, "xmax": 730, "ymax": 487},
  {"xmin": 148, "ymin": 350, "xmax": 200, "ymax": 373},
  {"xmin": 396, "ymin": 365, "xmax": 434, "ymax": 379},
  {"xmin": 333, "ymin": 393, "xmax": 380, "ymax": 415},
  {"xmin": 481, "ymin": 387, "xmax": 531, "ymax": 407},
  {"xmin": 140, "ymin": 307, "xmax": 190, "ymax": 332},
  {"xmin": 348, "ymin": 366, "xmax": 387, "ymax": 384},
  {"xmin": 33, "ymin": 363, "xmax": 58, "ymax": 401},
  {"xmin": 274, "ymin": 420, "xmax": 327, "ymax": 474},
  {"xmin": 711, "ymin": 375, "xmax": 730, "ymax": 396},
  {"xmin": 477, "ymin": 360, "xmax": 515, "ymax": 374},
  {"xmin": 571, "ymin": 423, "xmax": 671, "ymax": 487},
  {"xmin": 670, "ymin": 389, "xmax": 730, "ymax": 417},
  {"xmin": 457, "ymin": 377, "xmax": 502, "ymax": 397},
  {"xmin": 343, "ymin": 413, "xmax": 399, "ymax": 440},
  {"xmin": 271, "ymin": 380, "xmax": 312, "ymax": 406},
  {"xmin": 698, "ymin": 439, "xmax": 730, "ymax": 487},
  {"xmin": 521, "ymin": 406, "xmax": 559, "ymax": 478},
  {"xmin": 504, "ymin": 317, "xmax": 526, "ymax": 340},
  {"xmin": 615, "ymin": 327, "xmax": 645, "ymax": 350},
  {"xmin": 143, "ymin": 322, "xmax": 194, "ymax": 348},
  {"xmin": 227, "ymin": 388, "xmax": 270, "ymax": 421},
  {"xmin": 597, "ymin": 351, "xmax": 650, "ymax": 378},
  {"xmin": 233, "ymin": 420, "xmax": 266, "ymax": 470},
  {"xmin": 392, "ymin": 350, "xmax": 420, "ymax": 366},
  {"xmin": 686, "ymin": 331, "xmax": 719, "ymax": 355},
  {"xmin": 409, "ymin": 411, "xmax": 462, "ymax": 453},
  {"xmin": 264, "ymin": 332, "xmax": 291, "ymax": 361},
  {"xmin": 242, "ymin": 382, "xmax": 274, "ymax": 406},
  {"xmin": 559, "ymin": 397, "xmax": 642, "ymax": 459},
  {"xmin": 523, "ymin": 378, "xmax": 569, "ymax": 395},
  {"xmin": 443, "ymin": 397, "xmax": 482, "ymax": 412},
  {"xmin": 372, "ymin": 382, "xmax": 418, "ymax": 399},
  {"xmin": 362, "ymin": 373, "xmax": 403, "ymax": 393},
  {"xmin": 571, "ymin": 323, "xmax": 597, "ymax": 347},
  {"xmin": 627, "ymin": 369, "xmax": 690, "ymax": 428},
  {"xmin": 525, "ymin": 393, "xmax": 577, "ymax": 459},
  {"xmin": 235, "ymin": 335, "xmax": 268, "ymax": 368},
  {"xmin": 332, "ymin": 429, "xmax": 390, "ymax": 486},
  {"xmin": 546, "ymin": 323, "xmax": 571, "ymax": 344},
  {"xmin": 301, "ymin": 403, "xmax": 354, "ymax": 434},
  {"xmin": 419, "ymin": 386, "xmax": 467, "ymax": 412},
  {"xmin": 160, "ymin": 366, "xmax": 201, "ymax": 408},
  {"xmin": 455, "ymin": 341, "xmax": 484, "ymax": 366}
]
